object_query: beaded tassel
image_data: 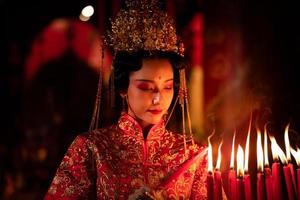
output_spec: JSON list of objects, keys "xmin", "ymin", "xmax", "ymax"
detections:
[
  {"xmin": 179, "ymin": 69, "xmax": 195, "ymax": 156},
  {"xmin": 89, "ymin": 45, "xmax": 105, "ymax": 131}
]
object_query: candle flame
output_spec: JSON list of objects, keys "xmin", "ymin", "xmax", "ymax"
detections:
[
  {"xmin": 290, "ymin": 147, "xmax": 300, "ymax": 167},
  {"xmin": 215, "ymin": 140, "xmax": 223, "ymax": 170},
  {"xmin": 244, "ymin": 116, "xmax": 251, "ymax": 172},
  {"xmin": 284, "ymin": 123, "xmax": 291, "ymax": 162},
  {"xmin": 237, "ymin": 145, "xmax": 244, "ymax": 177},
  {"xmin": 257, "ymin": 127, "xmax": 264, "ymax": 172},
  {"xmin": 270, "ymin": 136, "xmax": 287, "ymax": 164},
  {"xmin": 208, "ymin": 131, "xmax": 214, "ymax": 172},
  {"xmin": 230, "ymin": 131, "xmax": 236, "ymax": 169},
  {"xmin": 263, "ymin": 123, "xmax": 269, "ymax": 166}
]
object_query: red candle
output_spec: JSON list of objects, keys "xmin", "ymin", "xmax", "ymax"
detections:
[
  {"xmin": 284, "ymin": 125, "xmax": 297, "ymax": 195},
  {"xmin": 244, "ymin": 173, "xmax": 251, "ymax": 200},
  {"xmin": 288, "ymin": 163, "xmax": 297, "ymax": 194},
  {"xmin": 283, "ymin": 165, "xmax": 296, "ymax": 200},
  {"xmin": 263, "ymin": 126, "xmax": 272, "ymax": 200},
  {"xmin": 270, "ymin": 136, "xmax": 284, "ymax": 200},
  {"xmin": 243, "ymin": 127, "xmax": 251, "ymax": 200},
  {"xmin": 297, "ymin": 168, "xmax": 300, "ymax": 200},
  {"xmin": 256, "ymin": 128, "xmax": 264, "ymax": 200},
  {"xmin": 257, "ymin": 172, "xmax": 265, "ymax": 200},
  {"xmin": 207, "ymin": 172, "xmax": 214, "ymax": 200},
  {"xmin": 264, "ymin": 166, "xmax": 273, "ymax": 200},
  {"xmin": 214, "ymin": 170, "xmax": 222, "ymax": 200},
  {"xmin": 236, "ymin": 145, "xmax": 245, "ymax": 200},
  {"xmin": 236, "ymin": 177, "xmax": 244, "ymax": 200},
  {"xmin": 207, "ymin": 134, "xmax": 214, "ymax": 200},
  {"xmin": 290, "ymin": 147, "xmax": 300, "ymax": 200},
  {"xmin": 228, "ymin": 169, "xmax": 236, "ymax": 200},
  {"xmin": 228, "ymin": 132, "xmax": 236, "ymax": 200},
  {"xmin": 214, "ymin": 141, "xmax": 223, "ymax": 200},
  {"xmin": 272, "ymin": 162, "xmax": 283, "ymax": 200}
]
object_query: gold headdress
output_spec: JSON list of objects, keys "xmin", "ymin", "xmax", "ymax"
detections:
[{"xmin": 106, "ymin": 0, "xmax": 184, "ymax": 56}]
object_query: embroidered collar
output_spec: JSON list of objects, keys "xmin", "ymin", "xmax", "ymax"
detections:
[{"xmin": 117, "ymin": 113, "xmax": 165, "ymax": 140}]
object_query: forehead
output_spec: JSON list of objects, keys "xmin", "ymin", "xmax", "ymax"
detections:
[{"xmin": 130, "ymin": 58, "xmax": 173, "ymax": 79}]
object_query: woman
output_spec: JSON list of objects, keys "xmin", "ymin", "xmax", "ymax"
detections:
[{"xmin": 45, "ymin": 0, "xmax": 208, "ymax": 199}]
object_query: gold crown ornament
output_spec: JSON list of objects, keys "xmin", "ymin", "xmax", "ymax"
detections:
[{"xmin": 107, "ymin": 0, "xmax": 185, "ymax": 56}]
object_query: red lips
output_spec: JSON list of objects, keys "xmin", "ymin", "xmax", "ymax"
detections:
[{"xmin": 148, "ymin": 109, "xmax": 163, "ymax": 115}]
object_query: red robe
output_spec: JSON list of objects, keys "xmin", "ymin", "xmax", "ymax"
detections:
[{"xmin": 44, "ymin": 113, "xmax": 208, "ymax": 199}]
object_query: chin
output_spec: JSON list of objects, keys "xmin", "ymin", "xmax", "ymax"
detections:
[{"xmin": 145, "ymin": 115, "xmax": 163, "ymax": 125}]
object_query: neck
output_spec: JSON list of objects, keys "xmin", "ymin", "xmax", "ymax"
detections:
[
  {"xmin": 142, "ymin": 124, "xmax": 153, "ymax": 139},
  {"xmin": 127, "ymin": 109, "xmax": 154, "ymax": 139}
]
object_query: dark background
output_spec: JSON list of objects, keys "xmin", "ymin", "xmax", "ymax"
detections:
[{"xmin": 1, "ymin": 0, "xmax": 300, "ymax": 199}]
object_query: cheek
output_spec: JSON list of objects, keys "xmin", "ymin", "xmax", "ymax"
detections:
[
  {"xmin": 127, "ymin": 88, "xmax": 152, "ymax": 108},
  {"xmin": 161, "ymin": 90, "xmax": 174, "ymax": 107},
  {"xmin": 165, "ymin": 91, "xmax": 174, "ymax": 105},
  {"xmin": 129, "ymin": 89, "xmax": 151, "ymax": 100}
]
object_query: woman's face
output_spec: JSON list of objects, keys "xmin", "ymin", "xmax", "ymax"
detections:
[{"xmin": 126, "ymin": 58, "xmax": 174, "ymax": 128}]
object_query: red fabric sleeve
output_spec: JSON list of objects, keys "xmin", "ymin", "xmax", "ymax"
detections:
[
  {"xmin": 190, "ymin": 153, "xmax": 208, "ymax": 200},
  {"xmin": 44, "ymin": 134, "xmax": 95, "ymax": 200}
]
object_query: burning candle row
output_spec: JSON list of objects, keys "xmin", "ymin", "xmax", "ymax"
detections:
[
  {"xmin": 207, "ymin": 117, "xmax": 252, "ymax": 200},
  {"xmin": 268, "ymin": 126, "xmax": 298, "ymax": 200},
  {"xmin": 207, "ymin": 133, "xmax": 223, "ymax": 200},
  {"xmin": 207, "ymin": 123, "xmax": 300, "ymax": 200}
]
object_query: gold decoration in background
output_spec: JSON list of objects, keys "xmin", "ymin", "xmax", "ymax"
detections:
[{"xmin": 107, "ymin": 0, "xmax": 184, "ymax": 56}]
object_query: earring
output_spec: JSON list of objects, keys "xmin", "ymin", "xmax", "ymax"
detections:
[{"xmin": 163, "ymin": 111, "xmax": 168, "ymax": 121}]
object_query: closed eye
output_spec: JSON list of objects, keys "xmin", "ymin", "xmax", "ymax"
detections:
[
  {"xmin": 164, "ymin": 85, "xmax": 173, "ymax": 90},
  {"xmin": 136, "ymin": 83, "xmax": 154, "ymax": 91}
]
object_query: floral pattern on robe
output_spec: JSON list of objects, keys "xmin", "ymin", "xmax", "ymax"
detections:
[{"xmin": 44, "ymin": 113, "xmax": 208, "ymax": 199}]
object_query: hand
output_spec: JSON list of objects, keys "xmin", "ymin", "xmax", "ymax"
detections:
[
  {"xmin": 128, "ymin": 187, "xmax": 166, "ymax": 200},
  {"xmin": 137, "ymin": 190, "xmax": 166, "ymax": 200},
  {"xmin": 135, "ymin": 191, "xmax": 154, "ymax": 200}
]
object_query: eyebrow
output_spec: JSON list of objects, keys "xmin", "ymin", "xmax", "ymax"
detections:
[{"xmin": 134, "ymin": 78, "xmax": 174, "ymax": 83}]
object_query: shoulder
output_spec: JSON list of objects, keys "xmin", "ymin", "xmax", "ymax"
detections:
[{"xmin": 70, "ymin": 125, "xmax": 117, "ymax": 150}]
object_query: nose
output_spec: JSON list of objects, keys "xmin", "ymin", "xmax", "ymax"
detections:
[{"xmin": 152, "ymin": 92, "xmax": 160, "ymax": 105}]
